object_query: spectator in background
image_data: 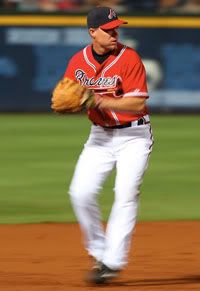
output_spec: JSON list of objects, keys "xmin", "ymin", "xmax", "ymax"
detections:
[
  {"xmin": 57, "ymin": 0, "xmax": 84, "ymax": 11},
  {"xmin": 158, "ymin": 0, "xmax": 180, "ymax": 11},
  {"xmin": 14, "ymin": 0, "xmax": 42, "ymax": 11},
  {"xmin": 37, "ymin": 0, "xmax": 57, "ymax": 11},
  {"xmin": 170, "ymin": 0, "xmax": 200, "ymax": 13},
  {"xmin": 123, "ymin": 0, "xmax": 158, "ymax": 11},
  {"xmin": 84, "ymin": 0, "xmax": 127, "ymax": 13},
  {"xmin": 17, "ymin": 0, "xmax": 84, "ymax": 11},
  {"xmin": 1, "ymin": 0, "xmax": 21, "ymax": 9},
  {"xmin": 85, "ymin": 0, "xmax": 158, "ymax": 12},
  {"xmin": 38, "ymin": 0, "xmax": 82, "ymax": 11},
  {"xmin": 158, "ymin": 0, "xmax": 200, "ymax": 13}
]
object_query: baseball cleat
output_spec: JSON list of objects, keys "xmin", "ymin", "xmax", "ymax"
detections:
[
  {"xmin": 89, "ymin": 256, "xmax": 102, "ymax": 270},
  {"xmin": 92, "ymin": 259, "xmax": 102, "ymax": 270},
  {"xmin": 85, "ymin": 263, "xmax": 120, "ymax": 284}
]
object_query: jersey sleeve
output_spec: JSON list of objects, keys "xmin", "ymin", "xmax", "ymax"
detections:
[{"xmin": 122, "ymin": 56, "xmax": 149, "ymax": 99}]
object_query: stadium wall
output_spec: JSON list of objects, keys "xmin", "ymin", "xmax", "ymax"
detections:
[{"xmin": 0, "ymin": 15, "xmax": 200, "ymax": 112}]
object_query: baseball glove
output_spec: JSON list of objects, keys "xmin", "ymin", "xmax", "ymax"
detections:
[{"xmin": 51, "ymin": 77, "xmax": 95, "ymax": 113}]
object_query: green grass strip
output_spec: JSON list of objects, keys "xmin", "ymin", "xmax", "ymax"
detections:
[{"xmin": 0, "ymin": 114, "xmax": 199, "ymax": 224}]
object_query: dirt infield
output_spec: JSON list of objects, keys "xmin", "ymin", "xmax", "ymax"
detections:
[{"xmin": 0, "ymin": 221, "xmax": 200, "ymax": 291}]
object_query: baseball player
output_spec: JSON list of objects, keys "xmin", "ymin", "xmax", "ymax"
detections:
[{"xmin": 64, "ymin": 6, "xmax": 153, "ymax": 284}]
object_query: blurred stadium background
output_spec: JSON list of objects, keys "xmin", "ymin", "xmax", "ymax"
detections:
[{"xmin": 0, "ymin": 0, "xmax": 200, "ymax": 224}]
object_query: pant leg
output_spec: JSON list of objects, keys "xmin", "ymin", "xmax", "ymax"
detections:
[
  {"xmin": 69, "ymin": 143, "xmax": 115, "ymax": 261},
  {"xmin": 102, "ymin": 125, "xmax": 153, "ymax": 269}
]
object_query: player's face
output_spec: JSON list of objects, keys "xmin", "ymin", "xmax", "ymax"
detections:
[{"xmin": 89, "ymin": 27, "xmax": 119, "ymax": 54}]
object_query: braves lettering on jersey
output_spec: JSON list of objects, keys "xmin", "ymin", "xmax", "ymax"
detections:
[{"xmin": 64, "ymin": 43, "xmax": 149, "ymax": 126}]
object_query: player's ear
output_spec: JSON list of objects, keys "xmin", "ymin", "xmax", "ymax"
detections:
[{"xmin": 89, "ymin": 28, "xmax": 97, "ymax": 38}]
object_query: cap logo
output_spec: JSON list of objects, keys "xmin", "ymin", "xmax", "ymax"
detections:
[{"xmin": 108, "ymin": 9, "xmax": 116, "ymax": 20}]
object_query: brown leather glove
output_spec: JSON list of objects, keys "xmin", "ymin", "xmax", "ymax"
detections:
[{"xmin": 51, "ymin": 77, "xmax": 95, "ymax": 113}]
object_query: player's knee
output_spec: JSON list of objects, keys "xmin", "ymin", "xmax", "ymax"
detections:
[
  {"xmin": 115, "ymin": 186, "xmax": 140, "ymax": 204},
  {"xmin": 69, "ymin": 185, "xmax": 97, "ymax": 205}
]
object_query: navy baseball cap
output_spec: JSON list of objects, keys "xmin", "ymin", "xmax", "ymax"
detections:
[{"xmin": 87, "ymin": 7, "xmax": 128, "ymax": 30}]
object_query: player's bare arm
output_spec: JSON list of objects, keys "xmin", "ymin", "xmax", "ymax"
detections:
[{"xmin": 94, "ymin": 95, "xmax": 146, "ymax": 113}]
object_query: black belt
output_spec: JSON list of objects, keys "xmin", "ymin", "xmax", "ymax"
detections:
[{"xmin": 93, "ymin": 117, "xmax": 145, "ymax": 129}]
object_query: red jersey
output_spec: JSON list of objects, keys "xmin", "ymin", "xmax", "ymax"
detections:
[{"xmin": 64, "ymin": 43, "xmax": 149, "ymax": 126}]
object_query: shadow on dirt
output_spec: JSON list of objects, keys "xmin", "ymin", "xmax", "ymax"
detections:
[{"xmin": 110, "ymin": 275, "xmax": 200, "ymax": 287}]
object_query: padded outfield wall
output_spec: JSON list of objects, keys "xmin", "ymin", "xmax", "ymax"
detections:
[{"xmin": 0, "ymin": 14, "xmax": 200, "ymax": 112}]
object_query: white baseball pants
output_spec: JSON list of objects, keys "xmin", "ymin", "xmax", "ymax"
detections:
[{"xmin": 69, "ymin": 121, "xmax": 153, "ymax": 270}]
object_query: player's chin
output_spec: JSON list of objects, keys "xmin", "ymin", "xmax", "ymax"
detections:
[{"xmin": 108, "ymin": 42, "xmax": 117, "ymax": 50}]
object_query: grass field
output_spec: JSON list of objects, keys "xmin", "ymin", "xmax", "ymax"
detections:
[{"xmin": 0, "ymin": 114, "xmax": 199, "ymax": 224}]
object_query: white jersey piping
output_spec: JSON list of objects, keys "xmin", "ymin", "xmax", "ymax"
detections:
[
  {"xmin": 83, "ymin": 46, "xmax": 97, "ymax": 73},
  {"xmin": 110, "ymin": 110, "xmax": 120, "ymax": 125},
  {"xmin": 124, "ymin": 92, "xmax": 149, "ymax": 97},
  {"xmin": 101, "ymin": 46, "xmax": 127, "ymax": 78}
]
